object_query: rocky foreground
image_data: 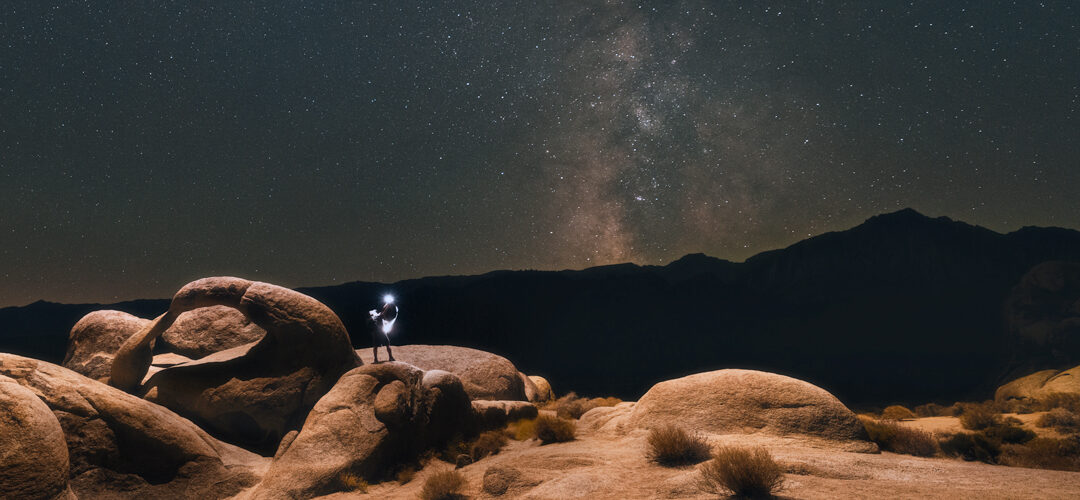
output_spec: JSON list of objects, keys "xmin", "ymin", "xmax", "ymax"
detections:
[{"xmin": 3, "ymin": 277, "xmax": 1080, "ymax": 499}]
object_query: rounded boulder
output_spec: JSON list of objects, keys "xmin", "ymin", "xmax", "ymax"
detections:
[
  {"xmin": 358, "ymin": 344, "xmax": 526, "ymax": 400},
  {"xmin": 160, "ymin": 305, "xmax": 266, "ymax": 359},
  {"xmin": 63, "ymin": 310, "xmax": 151, "ymax": 382},
  {"xmin": 0, "ymin": 374, "xmax": 72, "ymax": 500}
]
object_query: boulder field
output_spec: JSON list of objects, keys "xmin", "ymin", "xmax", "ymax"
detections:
[{"xmin": 3, "ymin": 277, "xmax": 905, "ymax": 498}]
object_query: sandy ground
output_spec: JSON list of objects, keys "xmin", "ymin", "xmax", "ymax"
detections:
[{"xmin": 322, "ymin": 417, "xmax": 1080, "ymax": 499}]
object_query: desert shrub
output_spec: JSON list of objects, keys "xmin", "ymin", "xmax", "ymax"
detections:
[
  {"xmin": 420, "ymin": 469, "xmax": 468, "ymax": 500},
  {"xmin": 534, "ymin": 414, "xmax": 576, "ymax": 444},
  {"xmin": 939, "ymin": 433, "xmax": 1001, "ymax": 463},
  {"xmin": 983, "ymin": 422, "xmax": 1036, "ymax": 445},
  {"xmin": 913, "ymin": 403, "xmax": 947, "ymax": 417},
  {"xmin": 1037, "ymin": 408, "xmax": 1080, "ymax": 433},
  {"xmin": 999, "ymin": 436, "xmax": 1080, "ymax": 471},
  {"xmin": 438, "ymin": 434, "xmax": 471, "ymax": 464},
  {"xmin": 337, "ymin": 472, "xmax": 368, "ymax": 492},
  {"xmin": 507, "ymin": 418, "xmax": 537, "ymax": 441},
  {"xmin": 1039, "ymin": 393, "xmax": 1080, "ymax": 413},
  {"xmin": 545, "ymin": 392, "xmax": 622, "ymax": 419},
  {"xmin": 698, "ymin": 446, "xmax": 784, "ymax": 498},
  {"xmin": 958, "ymin": 404, "xmax": 1000, "ymax": 431},
  {"xmin": 469, "ymin": 430, "xmax": 509, "ymax": 461},
  {"xmin": 646, "ymin": 424, "xmax": 712, "ymax": 466},
  {"xmin": 859, "ymin": 417, "xmax": 938, "ymax": 457},
  {"xmin": 881, "ymin": 405, "xmax": 916, "ymax": 420}
]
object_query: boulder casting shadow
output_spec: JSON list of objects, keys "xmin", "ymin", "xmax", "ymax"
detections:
[{"xmin": 109, "ymin": 277, "xmax": 361, "ymax": 454}]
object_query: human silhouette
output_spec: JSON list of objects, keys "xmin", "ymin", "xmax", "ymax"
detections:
[{"xmin": 369, "ymin": 294, "xmax": 398, "ymax": 362}]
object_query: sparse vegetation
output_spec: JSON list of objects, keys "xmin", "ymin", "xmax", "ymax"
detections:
[
  {"xmin": 859, "ymin": 416, "xmax": 938, "ymax": 457},
  {"xmin": 881, "ymin": 405, "xmax": 916, "ymax": 420},
  {"xmin": 1037, "ymin": 408, "xmax": 1080, "ymax": 433},
  {"xmin": 1038, "ymin": 393, "xmax": 1080, "ymax": 413},
  {"xmin": 439, "ymin": 434, "xmax": 471, "ymax": 464},
  {"xmin": 698, "ymin": 446, "xmax": 784, "ymax": 498},
  {"xmin": 507, "ymin": 418, "xmax": 537, "ymax": 441},
  {"xmin": 337, "ymin": 472, "xmax": 369, "ymax": 493},
  {"xmin": 939, "ymin": 432, "xmax": 1002, "ymax": 463},
  {"xmin": 419, "ymin": 469, "xmax": 468, "ymax": 500},
  {"xmin": 396, "ymin": 466, "xmax": 416, "ymax": 484},
  {"xmin": 646, "ymin": 424, "xmax": 712, "ymax": 466},
  {"xmin": 913, "ymin": 403, "xmax": 950, "ymax": 417},
  {"xmin": 999, "ymin": 436, "xmax": 1080, "ymax": 471},
  {"xmin": 469, "ymin": 430, "xmax": 509, "ymax": 461},
  {"xmin": 534, "ymin": 414, "xmax": 576, "ymax": 444},
  {"xmin": 543, "ymin": 392, "xmax": 622, "ymax": 419},
  {"xmin": 958, "ymin": 404, "xmax": 999, "ymax": 430},
  {"xmin": 982, "ymin": 421, "xmax": 1036, "ymax": 445}
]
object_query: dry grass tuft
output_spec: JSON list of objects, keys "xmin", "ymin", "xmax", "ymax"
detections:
[
  {"xmin": 337, "ymin": 472, "xmax": 368, "ymax": 492},
  {"xmin": 881, "ymin": 405, "xmax": 917, "ymax": 420},
  {"xmin": 646, "ymin": 424, "xmax": 712, "ymax": 466},
  {"xmin": 958, "ymin": 404, "xmax": 1000, "ymax": 430},
  {"xmin": 999, "ymin": 436, "xmax": 1080, "ymax": 471},
  {"xmin": 508, "ymin": 418, "xmax": 537, "ymax": 441},
  {"xmin": 859, "ymin": 416, "xmax": 938, "ymax": 457},
  {"xmin": 1037, "ymin": 408, "xmax": 1080, "ymax": 433},
  {"xmin": 544, "ymin": 392, "xmax": 622, "ymax": 419},
  {"xmin": 419, "ymin": 469, "xmax": 468, "ymax": 500},
  {"xmin": 939, "ymin": 432, "xmax": 1001, "ymax": 463},
  {"xmin": 469, "ymin": 430, "xmax": 509, "ymax": 461},
  {"xmin": 396, "ymin": 466, "xmax": 416, "ymax": 485},
  {"xmin": 698, "ymin": 446, "xmax": 784, "ymax": 498},
  {"xmin": 534, "ymin": 414, "xmax": 576, "ymax": 444}
]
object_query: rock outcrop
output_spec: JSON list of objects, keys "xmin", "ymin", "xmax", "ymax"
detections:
[
  {"xmin": 110, "ymin": 277, "xmax": 361, "ymax": 453},
  {"xmin": 248, "ymin": 362, "xmax": 472, "ymax": 498},
  {"xmin": 63, "ymin": 310, "xmax": 151, "ymax": 382},
  {"xmin": 160, "ymin": 305, "xmax": 266, "ymax": 359},
  {"xmin": 0, "ymin": 354, "xmax": 265, "ymax": 499},
  {"xmin": 358, "ymin": 344, "xmax": 526, "ymax": 401},
  {"xmin": 473, "ymin": 399, "xmax": 539, "ymax": 429},
  {"xmin": 528, "ymin": 374, "xmax": 555, "ymax": 403},
  {"xmin": 627, "ymin": 369, "xmax": 873, "ymax": 451},
  {"xmin": 0, "ymin": 374, "xmax": 74, "ymax": 500},
  {"xmin": 996, "ymin": 365, "xmax": 1080, "ymax": 402}
]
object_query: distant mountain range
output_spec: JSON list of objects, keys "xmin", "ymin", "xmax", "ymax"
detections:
[{"xmin": 3, "ymin": 208, "xmax": 1079, "ymax": 406}]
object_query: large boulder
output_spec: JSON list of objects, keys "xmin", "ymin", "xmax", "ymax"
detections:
[
  {"xmin": 358, "ymin": 344, "xmax": 526, "ymax": 401},
  {"xmin": 109, "ymin": 277, "xmax": 361, "ymax": 454},
  {"xmin": 0, "ymin": 374, "xmax": 74, "ymax": 500},
  {"xmin": 63, "ymin": 310, "xmax": 151, "ymax": 382},
  {"xmin": 996, "ymin": 365, "xmax": 1080, "ymax": 402},
  {"xmin": 1005, "ymin": 261, "xmax": 1080, "ymax": 364},
  {"xmin": 528, "ymin": 374, "xmax": 555, "ymax": 403},
  {"xmin": 0, "ymin": 354, "xmax": 265, "ymax": 499},
  {"xmin": 248, "ymin": 362, "xmax": 472, "ymax": 498},
  {"xmin": 628, "ymin": 369, "xmax": 873, "ymax": 450},
  {"xmin": 160, "ymin": 305, "xmax": 266, "ymax": 359}
]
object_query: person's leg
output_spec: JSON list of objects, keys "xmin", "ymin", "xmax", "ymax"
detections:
[
  {"xmin": 383, "ymin": 332, "xmax": 395, "ymax": 361},
  {"xmin": 371, "ymin": 328, "xmax": 380, "ymax": 363}
]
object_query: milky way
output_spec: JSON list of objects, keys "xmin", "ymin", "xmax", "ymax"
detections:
[{"xmin": 0, "ymin": 1, "xmax": 1077, "ymax": 306}]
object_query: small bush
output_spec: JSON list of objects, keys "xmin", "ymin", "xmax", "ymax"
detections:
[
  {"xmin": 534, "ymin": 414, "xmax": 576, "ymax": 444},
  {"xmin": 913, "ymin": 403, "xmax": 946, "ymax": 417},
  {"xmin": 508, "ymin": 418, "xmax": 537, "ymax": 441},
  {"xmin": 419, "ymin": 469, "xmax": 468, "ymax": 500},
  {"xmin": 646, "ymin": 425, "xmax": 712, "ymax": 466},
  {"xmin": 860, "ymin": 417, "xmax": 938, "ymax": 457},
  {"xmin": 1039, "ymin": 393, "xmax": 1080, "ymax": 413},
  {"xmin": 983, "ymin": 423, "xmax": 1036, "ymax": 445},
  {"xmin": 999, "ymin": 436, "xmax": 1080, "ymax": 471},
  {"xmin": 338, "ymin": 472, "xmax": 368, "ymax": 492},
  {"xmin": 958, "ymin": 405, "xmax": 999, "ymax": 431},
  {"xmin": 469, "ymin": 430, "xmax": 509, "ymax": 461},
  {"xmin": 439, "ymin": 434, "xmax": 471, "ymax": 463},
  {"xmin": 1037, "ymin": 408, "xmax": 1080, "ymax": 433},
  {"xmin": 881, "ymin": 405, "xmax": 916, "ymax": 420},
  {"xmin": 698, "ymin": 446, "xmax": 784, "ymax": 498},
  {"xmin": 939, "ymin": 433, "xmax": 1001, "ymax": 463},
  {"xmin": 545, "ymin": 392, "xmax": 622, "ymax": 419}
]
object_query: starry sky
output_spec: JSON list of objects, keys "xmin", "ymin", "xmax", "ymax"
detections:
[{"xmin": 1, "ymin": 1, "xmax": 1078, "ymax": 307}]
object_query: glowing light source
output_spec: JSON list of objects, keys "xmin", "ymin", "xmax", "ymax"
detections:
[{"xmin": 383, "ymin": 294, "xmax": 395, "ymax": 304}]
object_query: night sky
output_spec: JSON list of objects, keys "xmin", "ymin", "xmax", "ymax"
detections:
[{"xmin": 2, "ymin": 1, "xmax": 1077, "ymax": 307}]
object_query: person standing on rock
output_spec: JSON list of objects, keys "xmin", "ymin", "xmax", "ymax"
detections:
[{"xmin": 369, "ymin": 294, "xmax": 398, "ymax": 362}]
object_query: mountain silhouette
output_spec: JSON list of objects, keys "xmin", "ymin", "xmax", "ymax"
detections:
[{"xmin": 3, "ymin": 209, "xmax": 1079, "ymax": 406}]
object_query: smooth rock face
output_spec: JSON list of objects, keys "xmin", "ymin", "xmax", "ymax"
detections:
[
  {"xmin": 63, "ymin": 310, "xmax": 151, "ymax": 382},
  {"xmin": 0, "ymin": 354, "xmax": 265, "ymax": 499},
  {"xmin": 160, "ymin": 305, "xmax": 266, "ymax": 359},
  {"xmin": 997, "ymin": 365, "xmax": 1080, "ymax": 401},
  {"xmin": 528, "ymin": 375, "xmax": 555, "ymax": 403},
  {"xmin": 121, "ymin": 277, "xmax": 360, "ymax": 453},
  {"xmin": 358, "ymin": 344, "xmax": 526, "ymax": 401},
  {"xmin": 0, "ymin": 374, "xmax": 72, "ymax": 500},
  {"xmin": 628, "ymin": 369, "xmax": 872, "ymax": 448},
  {"xmin": 249, "ymin": 362, "xmax": 472, "ymax": 499}
]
